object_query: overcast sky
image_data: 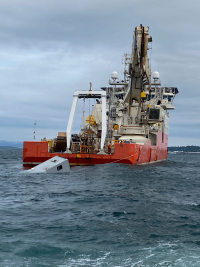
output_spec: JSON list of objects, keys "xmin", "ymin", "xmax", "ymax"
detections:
[{"xmin": 1, "ymin": 0, "xmax": 200, "ymax": 146}]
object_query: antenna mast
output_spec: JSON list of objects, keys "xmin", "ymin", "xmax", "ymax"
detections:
[{"xmin": 34, "ymin": 121, "xmax": 36, "ymax": 140}]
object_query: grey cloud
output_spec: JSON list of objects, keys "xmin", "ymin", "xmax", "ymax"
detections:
[{"xmin": 0, "ymin": 0, "xmax": 199, "ymax": 145}]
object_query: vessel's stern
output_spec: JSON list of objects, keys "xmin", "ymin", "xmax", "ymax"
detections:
[{"xmin": 23, "ymin": 141, "xmax": 49, "ymax": 166}]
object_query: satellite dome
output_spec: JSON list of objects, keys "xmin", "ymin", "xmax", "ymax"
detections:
[
  {"xmin": 111, "ymin": 71, "xmax": 118, "ymax": 80},
  {"xmin": 153, "ymin": 71, "xmax": 159, "ymax": 80}
]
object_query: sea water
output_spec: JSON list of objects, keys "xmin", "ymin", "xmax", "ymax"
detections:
[{"xmin": 1, "ymin": 148, "xmax": 200, "ymax": 266}]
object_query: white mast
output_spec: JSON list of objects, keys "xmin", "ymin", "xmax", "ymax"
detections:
[{"xmin": 34, "ymin": 121, "xmax": 36, "ymax": 140}]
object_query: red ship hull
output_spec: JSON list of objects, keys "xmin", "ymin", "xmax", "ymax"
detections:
[{"xmin": 23, "ymin": 132, "xmax": 168, "ymax": 166}]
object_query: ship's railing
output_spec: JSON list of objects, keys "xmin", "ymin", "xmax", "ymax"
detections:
[{"xmin": 150, "ymin": 96, "xmax": 160, "ymax": 105}]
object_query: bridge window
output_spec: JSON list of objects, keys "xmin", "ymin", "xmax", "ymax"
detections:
[
  {"xmin": 149, "ymin": 109, "xmax": 160, "ymax": 120},
  {"xmin": 168, "ymin": 95, "xmax": 173, "ymax": 102}
]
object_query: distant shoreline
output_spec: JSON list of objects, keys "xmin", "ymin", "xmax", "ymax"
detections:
[
  {"xmin": 0, "ymin": 146, "xmax": 22, "ymax": 149},
  {"xmin": 168, "ymin": 146, "xmax": 200, "ymax": 152},
  {"xmin": 0, "ymin": 140, "xmax": 23, "ymax": 148}
]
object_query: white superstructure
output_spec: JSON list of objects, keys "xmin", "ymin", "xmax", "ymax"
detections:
[{"xmin": 65, "ymin": 25, "xmax": 178, "ymax": 154}]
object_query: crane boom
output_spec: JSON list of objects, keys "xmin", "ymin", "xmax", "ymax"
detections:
[{"xmin": 128, "ymin": 25, "xmax": 152, "ymax": 103}]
